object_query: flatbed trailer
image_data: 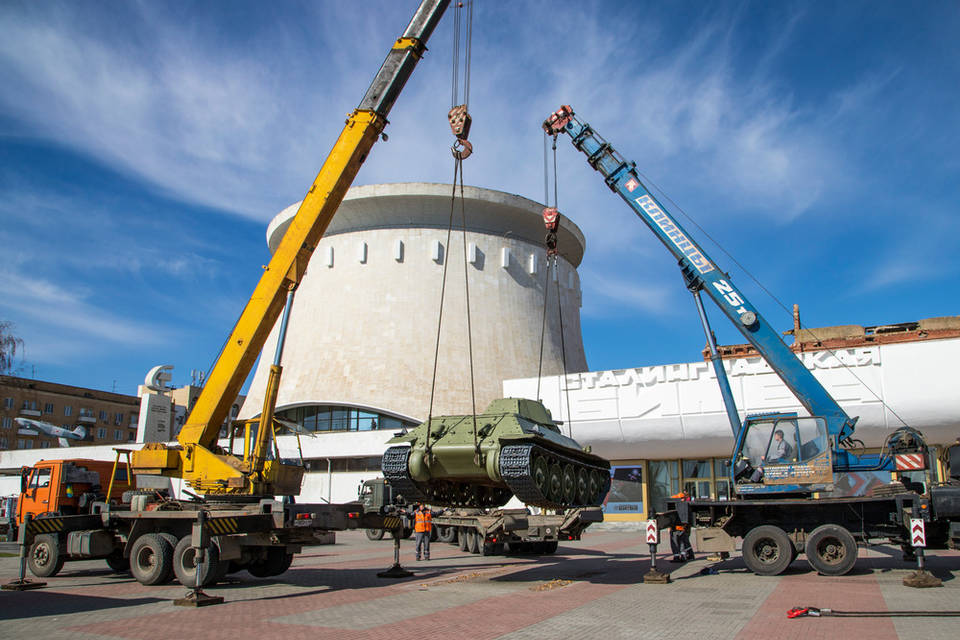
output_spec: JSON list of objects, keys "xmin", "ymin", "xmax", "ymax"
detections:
[{"xmin": 431, "ymin": 506, "xmax": 603, "ymax": 556}]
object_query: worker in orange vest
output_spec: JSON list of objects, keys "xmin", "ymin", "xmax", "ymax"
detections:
[
  {"xmin": 669, "ymin": 490, "xmax": 694, "ymax": 562},
  {"xmin": 414, "ymin": 502, "xmax": 432, "ymax": 561}
]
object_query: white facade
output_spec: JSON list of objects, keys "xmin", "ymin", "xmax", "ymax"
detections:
[{"xmin": 503, "ymin": 337, "xmax": 960, "ymax": 460}]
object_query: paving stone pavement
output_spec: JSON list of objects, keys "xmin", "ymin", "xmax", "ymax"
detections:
[{"xmin": 0, "ymin": 530, "xmax": 957, "ymax": 639}]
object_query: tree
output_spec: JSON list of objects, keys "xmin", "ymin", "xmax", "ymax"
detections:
[{"xmin": 0, "ymin": 321, "xmax": 25, "ymax": 375}]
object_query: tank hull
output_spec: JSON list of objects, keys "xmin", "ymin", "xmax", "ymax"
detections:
[{"xmin": 383, "ymin": 398, "xmax": 611, "ymax": 509}]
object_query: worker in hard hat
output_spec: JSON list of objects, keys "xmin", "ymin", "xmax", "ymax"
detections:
[{"xmin": 669, "ymin": 490, "xmax": 694, "ymax": 562}]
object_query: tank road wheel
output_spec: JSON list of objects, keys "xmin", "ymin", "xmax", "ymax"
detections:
[
  {"xmin": 366, "ymin": 529, "xmax": 386, "ymax": 541},
  {"xmin": 28, "ymin": 534, "xmax": 64, "ymax": 578},
  {"xmin": 532, "ymin": 455, "xmax": 550, "ymax": 498},
  {"xmin": 548, "ymin": 463, "xmax": 564, "ymax": 503},
  {"xmin": 742, "ymin": 525, "xmax": 793, "ymax": 576},
  {"xmin": 575, "ymin": 468, "xmax": 589, "ymax": 505},
  {"xmin": 805, "ymin": 524, "xmax": 858, "ymax": 576},
  {"xmin": 587, "ymin": 470, "xmax": 602, "ymax": 505},
  {"xmin": 129, "ymin": 533, "xmax": 174, "ymax": 585},
  {"xmin": 173, "ymin": 537, "xmax": 220, "ymax": 587},
  {"xmin": 561, "ymin": 465, "xmax": 577, "ymax": 505},
  {"xmin": 438, "ymin": 525, "xmax": 457, "ymax": 544},
  {"xmin": 459, "ymin": 528, "xmax": 470, "ymax": 552}
]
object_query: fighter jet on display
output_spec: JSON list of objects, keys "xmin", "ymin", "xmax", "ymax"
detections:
[{"xmin": 15, "ymin": 417, "xmax": 88, "ymax": 447}]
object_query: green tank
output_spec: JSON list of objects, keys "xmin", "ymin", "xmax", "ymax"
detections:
[{"xmin": 382, "ymin": 398, "xmax": 610, "ymax": 509}]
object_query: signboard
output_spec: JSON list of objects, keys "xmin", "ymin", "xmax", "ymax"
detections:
[
  {"xmin": 910, "ymin": 519, "xmax": 926, "ymax": 547},
  {"xmin": 645, "ymin": 519, "xmax": 659, "ymax": 544},
  {"xmin": 603, "ymin": 465, "xmax": 643, "ymax": 514}
]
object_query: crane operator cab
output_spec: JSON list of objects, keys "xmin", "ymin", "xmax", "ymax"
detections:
[{"xmin": 731, "ymin": 412, "xmax": 834, "ymax": 495}]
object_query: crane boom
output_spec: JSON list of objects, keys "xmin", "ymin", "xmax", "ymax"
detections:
[
  {"xmin": 132, "ymin": 0, "xmax": 450, "ymax": 495},
  {"xmin": 543, "ymin": 106, "xmax": 857, "ymax": 442}
]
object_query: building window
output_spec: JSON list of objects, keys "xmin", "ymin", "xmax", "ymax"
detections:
[
  {"xmin": 80, "ymin": 408, "xmax": 94, "ymax": 418},
  {"xmin": 273, "ymin": 405, "xmax": 417, "ymax": 435},
  {"xmin": 40, "ymin": 441, "xmax": 50, "ymax": 448},
  {"xmin": 113, "ymin": 429, "xmax": 122, "ymax": 440},
  {"xmin": 22, "ymin": 400, "xmax": 37, "ymax": 410},
  {"xmin": 18, "ymin": 439, "xmax": 31, "ymax": 449},
  {"xmin": 97, "ymin": 427, "xmax": 106, "ymax": 439},
  {"xmin": 0, "ymin": 437, "xmax": 8, "ymax": 448},
  {"xmin": 64, "ymin": 405, "xmax": 73, "ymax": 417},
  {"xmin": 100, "ymin": 410, "xmax": 108, "ymax": 421},
  {"xmin": 3, "ymin": 397, "xmax": 12, "ymax": 409},
  {"xmin": 1, "ymin": 417, "xmax": 11, "ymax": 429},
  {"xmin": 114, "ymin": 412, "xmax": 124, "ymax": 426},
  {"xmin": 44, "ymin": 403, "xmax": 54, "ymax": 414},
  {"xmin": 128, "ymin": 432, "xmax": 135, "ymax": 441},
  {"xmin": 648, "ymin": 460, "xmax": 680, "ymax": 514}
]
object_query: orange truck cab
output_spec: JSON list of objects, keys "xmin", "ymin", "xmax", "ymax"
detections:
[{"xmin": 16, "ymin": 459, "xmax": 130, "ymax": 527}]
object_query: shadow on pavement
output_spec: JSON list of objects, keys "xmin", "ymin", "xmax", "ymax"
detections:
[{"xmin": 0, "ymin": 590, "xmax": 165, "ymax": 620}]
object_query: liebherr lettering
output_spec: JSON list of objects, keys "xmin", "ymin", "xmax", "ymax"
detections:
[{"xmin": 634, "ymin": 194, "xmax": 714, "ymax": 274}]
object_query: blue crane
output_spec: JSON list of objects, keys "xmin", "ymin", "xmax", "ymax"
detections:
[{"xmin": 543, "ymin": 106, "xmax": 926, "ymax": 496}]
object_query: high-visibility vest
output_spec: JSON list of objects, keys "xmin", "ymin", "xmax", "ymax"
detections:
[
  {"xmin": 671, "ymin": 492, "xmax": 690, "ymax": 531},
  {"xmin": 414, "ymin": 509, "xmax": 432, "ymax": 532}
]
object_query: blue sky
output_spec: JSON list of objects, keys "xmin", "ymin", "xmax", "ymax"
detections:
[{"xmin": 1, "ymin": 0, "xmax": 958, "ymax": 395}]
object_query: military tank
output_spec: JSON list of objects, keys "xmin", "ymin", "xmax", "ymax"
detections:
[{"xmin": 382, "ymin": 397, "xmax": 610, "ymax": 509}]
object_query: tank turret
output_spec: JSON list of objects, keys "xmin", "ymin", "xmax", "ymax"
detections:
[{"xmin": 382, "ymin": 398, "xmax": 610, "ymax": 509}]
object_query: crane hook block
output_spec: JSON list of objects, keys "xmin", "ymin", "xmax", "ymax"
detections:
[
  {"xmin": 543, "ymin": 207, "xmax": 560, "ymax": 257},
  {"xmin": 543, "ymin": 105, "xmax": 574, "ymax": 135},
  {"xmin": 448, "ymin": 104, "xmax": 472, "ymax": 139}
]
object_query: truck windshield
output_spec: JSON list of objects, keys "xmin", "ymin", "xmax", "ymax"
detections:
[{"xmin": 29, "ymin": 468, "xmax": 51, "ymax": 490}]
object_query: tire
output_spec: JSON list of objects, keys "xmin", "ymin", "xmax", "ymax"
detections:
[
  {"xmin": 28, "ymin": 534, "xmax": 64, "ymax": 578},
  {"xmin": 247, "ymin": 547, "xmax": 294, "ymax": 578},
  {"xmin": 401, "ymin": 527, "xmax": 413, "ymax": 539},
  {"xmin": 438, "ymin": 525, "xmax": 457, "ymax": 544},
  {"xmin": 129, "ymin": 533, "xmax": 174, "ymax": 585},
  {"xmin": 541, "ymin": 540, "xmax": 559, "ymax": 554},
  {"xmin": 173, "ymin": 536, "xmax": 220, "ymax": 587},
  {"xmin": 458, "ymin": 528, "xmax": 470, "ymax": 552},
  {"xmin": 105, "ymin": 551, "xmax": 128, "ymax": 573},
  {"xmin": 366, "ymin": 528, "xmax": 385, "ymax": 541},
  {"xmin": 742, "ymin": 525, "xmax": 793, "ymax": 576},
  {"xmin": 805, "ymin": 524, "xmax": 858, "ymax": 576},
  {"xmin": 467, "ymin": 529, "xmax": 480, "ymax": 554}
]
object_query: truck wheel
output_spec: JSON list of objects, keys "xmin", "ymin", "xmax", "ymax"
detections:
[
  {"xmin": 458, "ymin": 528, "xmax": 470, "ymax": 551},
  {"xmin": 248, "ymin": 547, "xmax": 294, "ymax": 578},
  {"xmin": 438, "ymin": 525, "xmax": 457, "ymax": 543},
  {"xmin": 173, "ymin": 536, "xmax": 220, "ymax": 587},
  {"xmin": 28, "ymin": 534, "xmax": 64, "ymax": 578},
  {"xmin": 129, "ymin": 533, "xmax": 174, "ymax": 585},
  {"xmin": 742, "ymin": 525, "xmax": 793, "ymax": 576},
  {"xmin": 805, "ymin": 524, "xmax": 858, "ymax": 576},
  {"xmin": 366, "ymin": 528, "xmax": 385, "ymax": 541},
  {"xmin": 467, "ymin": 529, "xmax": 480, "ymax": 554},
  {"xmin": 105, "ymin": 551, "xmax": 128, "ymax": 573}
]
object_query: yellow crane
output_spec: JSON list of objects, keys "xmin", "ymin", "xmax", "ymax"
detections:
[{"xmin": 131, "ymin": 0, "xmax": 452, "ymax": 497}]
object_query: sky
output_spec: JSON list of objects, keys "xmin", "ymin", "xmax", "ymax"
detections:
[{"xmin": 0, "ymin": 0, "xmax": 958, "ymax": 396}]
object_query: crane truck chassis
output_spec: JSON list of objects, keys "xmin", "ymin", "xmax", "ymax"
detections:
[{"xmin": 360, "ymin": 477, "xmax": 603, "ymax": 556}]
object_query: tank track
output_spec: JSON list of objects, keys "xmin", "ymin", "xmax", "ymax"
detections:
[
  {"xmin": 382, "ymin": 446, "xmax": 431, "ymax": 505},
  {"xmin": 499, "ymin": 443, "xmax": 611, "ymax": 510}
]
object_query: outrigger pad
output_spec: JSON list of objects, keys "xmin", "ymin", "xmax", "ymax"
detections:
[
  {"xmin": 377, "ymin": 563, "xmax": 414, "ymax": 579},
  {"xmin": 902, "ymin": 570, "xmax": 942, "ymax": 588},
  {"xmin": 2, "ymin": 579, "xmax": 47, "ymax": 591},
  {"xmin": 643, "ymin": 569, "xmax": 671, "ymax": 584},
  {"xmin": 174, "ymin": 590, "xmax": 225, "ymax": 607}
]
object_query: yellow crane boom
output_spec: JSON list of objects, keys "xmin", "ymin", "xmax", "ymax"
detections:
[{"xmin": 132, "ymin": 0, "xmax": 450, "ymax": 496}]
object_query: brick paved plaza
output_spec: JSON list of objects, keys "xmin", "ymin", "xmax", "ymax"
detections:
[{"xmin": 1, "ymin": 530, "xmax": 958, "ymax": 639}]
